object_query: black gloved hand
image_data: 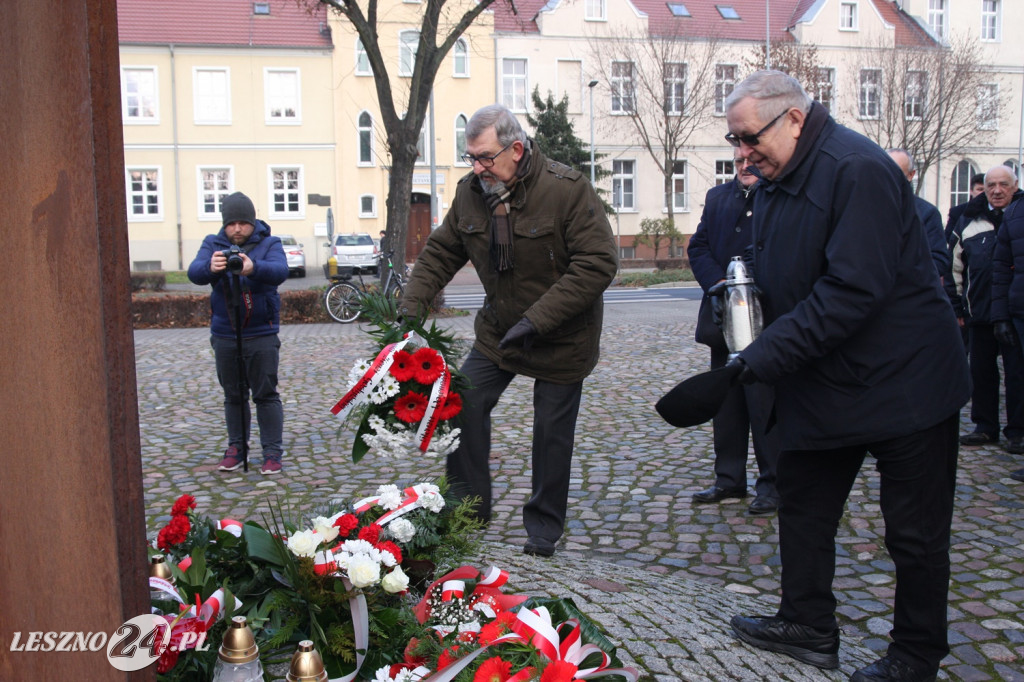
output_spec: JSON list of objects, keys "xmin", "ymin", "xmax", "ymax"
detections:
[
  {"xmin": 994, "ymin": 320, "xmax": 1017, "ymax": 347},
  {"xmin": 725, "ymin": 355, "xmax": 757, "ymax": 385},
  {"xmin": 707, "ymin": 280, "xmax": 727, "ymax": 328},
  {"xmin": 499, "ymin": 318, "xmax": 537, "ymax": 350}
]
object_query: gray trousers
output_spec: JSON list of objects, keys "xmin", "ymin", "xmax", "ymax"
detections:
[{"xmin": 211, "ymin": 333, "xmax": 283, "ymax": 456}]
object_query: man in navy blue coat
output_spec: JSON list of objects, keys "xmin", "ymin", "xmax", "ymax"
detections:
[
  {"xmin": 686, "ymin": 151, "xmax": 779, "ymax": 515},
  {"xmin": 887, "ymin": 148, "xmax": 949, "ymax": 279},
  {"xmin": 723, "ymin": 71, "xmax": 970, "ymax": 682}
]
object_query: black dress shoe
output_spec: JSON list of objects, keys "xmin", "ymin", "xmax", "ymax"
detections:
[
  {"xmin": 730, "ymin": 615, "xmax": 839, "ymax": 669},
  {"xmin": 959, "ymin": 431, "xmax": 996, "ymax": 446},
  {"xmin": 850, "ymin": 654, "xmax": 936, "ymax": 681},
  {"xmin": 747, "ymin": 496, "xmax": 779, "ymax": 515},
  {"xmin": 1005, "ymin": 437, "xmax": 1024, "ymax": 454},
  {"xmin": 1010, "ymin": 468, "xmax": 1024, "ymax": 482},
  {"xmin": 692, "ymin": 485, "xmax": 747, "ymax": 503},
  {"xmin": 523, "ymin": 536, "xmax": 556, "ymax": 557}
]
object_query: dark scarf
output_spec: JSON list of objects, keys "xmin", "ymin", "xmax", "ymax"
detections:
[
  {"xmin": 773, "ymin": 100, "xmax": 829, "ymax": 183},
  {"xmin": 482, "ymin": 140, "xmax": 533, "ymax": 272}
]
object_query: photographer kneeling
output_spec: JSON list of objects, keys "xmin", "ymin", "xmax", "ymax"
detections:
[{"xmin": 187, "ymin": 191, "xmax": 289, "ymax": 475}]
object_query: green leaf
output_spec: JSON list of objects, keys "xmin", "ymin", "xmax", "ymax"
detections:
[
  {"xmin": 351, "ymin": 415, "xmax": 372, "ymax": 463},
  {"xmin": 244, "ymin": 523, "xmax": 286, "ymax": 566}
]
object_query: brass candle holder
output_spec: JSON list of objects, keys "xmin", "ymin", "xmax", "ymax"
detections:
[{"xmin": 286, "ymin": 640, "xmax": 329, "ymax": 682}]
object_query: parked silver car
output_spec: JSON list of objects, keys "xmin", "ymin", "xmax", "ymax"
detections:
[
  {"xmin": 278, "ymin": 235, "xmax": 306, "ymax": 278},
  {"xmin": 331, "ymin": 233, "xmax": 378, "ymax": 274}
]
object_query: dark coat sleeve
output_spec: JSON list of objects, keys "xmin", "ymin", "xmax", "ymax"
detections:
[
  {"xmin": 992, "ymin": 204, "xmax": 1020, "ymax": 322},
  {"xmin": 917, "ymin": 198, "xmax": 949, "ymax": 277},
  {"xmin": 687, "ymin": 197, "xmax": 727, "ymax": 292}
]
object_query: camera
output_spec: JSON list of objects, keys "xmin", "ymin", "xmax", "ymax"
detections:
[{"xmin": 220, "ymin": 245, "xmax": 244, "ymax": 274}]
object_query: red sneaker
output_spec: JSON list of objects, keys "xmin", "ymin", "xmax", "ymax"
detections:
[
  {"xmin": 218, "ymin": 447, "xmax": 244, "ymax": 472},
  {"xmin": 260, "ymin": 454, "xmax": 282, "ymax": 475}
]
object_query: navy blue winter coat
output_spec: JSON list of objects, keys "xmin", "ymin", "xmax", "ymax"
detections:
[
  {"xmin": 739, "ymin": 105, "xmax": 970, "ymax": 450},
  {"xmin": 993, "ymin": 199, "xmax": 1024, "ymax": 322},
  {"xmin": 915, "ymin": 196, "xmax": 949, "ymax": 278},
  {"xmin": 187, "ymin": 219, "xmax": 289, "ymax": 339}
]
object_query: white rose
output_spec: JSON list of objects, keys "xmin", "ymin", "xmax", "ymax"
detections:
[
  {"xmin": 286, "ymin": 529, "xmax": 320, "ymax": 558},
  {"xmin": 387, "ymin": 518, "xmax": 416, "ymax": 543},
  {"xmin": 381, "ymin": 566, "xmax": 410, "ymax": 594},
  {"xmin": 347, "ymin": 554, "xmax": 381, "ymax": 588},
  {"xmin": 311, "ymin": 517, "xmax": 339, "ymax": 544}
]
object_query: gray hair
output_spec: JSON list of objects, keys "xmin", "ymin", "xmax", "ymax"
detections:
[
  {"xmin": 725, "ymin": 70, "xmax": 812, "ymax": 120},
  {"xmin": 466, "ymin": 104, "xmax": 527, "ymax": 146},
  {"xmin": 887, "ymin": 148, "xmax": 915, "ymax": 172},
  {"xmin": 985, "ymin": 164, "xmax": 1019, "ymax": 185}
]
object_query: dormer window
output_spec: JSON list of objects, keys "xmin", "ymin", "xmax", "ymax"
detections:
[
  {"xmin": 667, "ymin": 3, "xmax": 691, "ymax": 17},
  {"xmin": 717, "ymin": 5, "xmax": 739, "ymax": 19},
  {"xmin": 253, "ymin": 2, "xmax": 270, "ymax": 15}
]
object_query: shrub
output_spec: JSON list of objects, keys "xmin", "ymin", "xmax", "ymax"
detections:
[{"xmin": 130, "ymin": 271, "xmax": 167, "ymax": 292}]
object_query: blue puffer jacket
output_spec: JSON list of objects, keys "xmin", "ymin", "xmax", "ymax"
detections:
[
  {"xmin": 993, "ymin": 199, "xmax": 1024, "ymax": 322},
  {"xmin": 187, "ymin": 220, "xmax": 289, "ymax": 338}
]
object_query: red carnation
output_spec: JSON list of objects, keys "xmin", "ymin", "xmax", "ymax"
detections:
[
  {"xmin": 170, "ymin": 494, "xmax": 196, "ymax": 517},
  {"xmin": 411, "ymin": 347, "xmax": 444, "ymax": 384},
  {"xmin": 403, "ymin": 638, "xmax": 427, "ymax": 667},
  {"xmin": 376, "ymin": 540, "xmax": 402, "ymax": 564},
  {"xmin": 394, "ymin": 391, "xmax": 429, "ymax": 423},
  {"xmin": 438, "ymin": 392, "xmax": 463, "ymax": 421},
  {"xmin": 358, "ymin": 523, "xmax": 382, "ymax": 544},
  {"xmin": 157, "ymin": 515, "xmax": 191, "ymax": 550},
  {"xmin": 540, "ymin": 660, "xmax": 579, "ymax": 682},
  {"xmin": 390, "ymin": 350, "xmax": 415, "ymax": 382},
  {"xmin": 333, "ymin": 513, "xmax": 360, "ymax": 537},
  {"xmin": 473, "ymin": 657, "xmax": 513, "ymax": 682}
]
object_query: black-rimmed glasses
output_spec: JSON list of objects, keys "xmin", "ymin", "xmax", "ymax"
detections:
[
  {"xmin": 724, "ymin": 108, "xmax": 791, "ymax": 148},
  {"xmin": 461, "ymin": 141, "xmax": 514, "ymax": 168}
]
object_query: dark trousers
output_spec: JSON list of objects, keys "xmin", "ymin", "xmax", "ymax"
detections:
[
  {"xmin": 709, "ymin": 346, "xmax": 780, "ymax": 498},
  {"xmin": 968, "ymin": 323, "xmax": 1024, "ymax": 439},
  {"xmin": 447, "ymin": 348, "xmax": 583, "ymax": 543},
  {"xmin": 212, "ymin": 334, "xmax": 283, "ymax": 455},
  {"xmin": 775, "ymin": 414, "xmax": 959, "ymax": 672}
]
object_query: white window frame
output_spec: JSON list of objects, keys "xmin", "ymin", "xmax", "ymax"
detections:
[
  {"xmin": 950, "ymin": 160, "xmax": 979, "ymax": 208},
  {"xmin": 904, "ymin": 70, "xmax": 927, "ymax": 121},
  {"xmin": 355, "ymin": 39, "xmax": 371, "ymax": 76},
  {"xmin": 585, "ymin": 0, "xmax": 606, "ymax": 21},
  {"xmin": 667, "ymin": 160, "xmax": 688, "ymax": 212},
  {"xmin": 977, "ymin": 83, "xmax": 999, "ymax": 130},
  {"xmin": 981, "ymin": 0, "xmax": 1000, "ymax": 41},
  {"xmin": 714, "ymin": 64, "xmax": 737, "ymax": 116},
  {"xmin": 416, "ymin": 122, "xmax": 430, "ymax": 166},
  {"xmin": 664, "ymin": 62, "xmax": 688, "ymax": 116},
  {"xmin": 264, "ymin": 67, "xmax": 301, "ymax": 124},
  {"xmin": 815, "ymin": 67, "xmax": 835, "ymax": 111},
  {"xmin": 268, "ymin": 165, "xmax": 304, "ymax": 219},
  {"xmin": 125, "ymin": 166, "xmax": 163, "ymax": 221},
  {"xmin": 197, "ymin": 166, "xmax": 234, "ymax": 220},
  {"xmin": 502, "ymin": 58, "xmax": 529, "ymax": 112},
  {"xmin": 859, "ymin": 68, "xmax": 882, "ymax": 120},
  {"xmin": 611, "ymin": 61, "xmax": 635, "ymax": 114},
  {"xmin": 358, "ymin": 111, "xmax": 374, "ymax": 166},
  {"xmin": 453, "ymin": 38, "xmax": 469, "ymax": 77},
  {"xmin": 714, "ymin": 159, "xmax": 734, "ymax": 186},
  {"xmin": 927, "ymin": 0, "xmax": 946, "ymax": 39},
  {"xmin": 612, "ymin": 159, "xmax": 636, "ymax": 211},
  {"xmin": 121, "ymin": 66, "xmax": 159, "ymax": 124},
  {"xmin": 359, "ymin": 194, "xmax": 377, "ymax": 218},
  {"xmin": 839, "ymin": 1, "xmax": 858, "ymax": 30},
  {"xmin": 193, "ymin": 67, "xmax": 231, "ymax": 125},
  {"xmin": 399, "ymin": 30, "xmax": 419, "ymax": 78},
  {"xmin": 455, "ymin": 114, "xmax": 469, "ymax": 166}
]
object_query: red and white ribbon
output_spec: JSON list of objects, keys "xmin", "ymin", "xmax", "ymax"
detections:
[
  {"xmin": 348, "ymin": 484, "xmax": 438, "ymax": 528},
  {"xmin": 440, "ymin": 580, "xmax": 465, "ymax": 601},
  {"xmin": 414, "ymin": 361, "xmax": 450, "ymax": 453},
  {"xmin": 216, "ymin": 518, "xmax": 243, "ymax": 537},
  {"xmin": 330, "ymin": 334, "xmax": 420, "ymax": 420}
]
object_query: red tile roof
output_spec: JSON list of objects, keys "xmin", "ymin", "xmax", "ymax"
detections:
[
  {"xmin": 868, "ymin": 0, "xmax": 938, "ymax": 47},
  {"xmin": 118, "ymin": 0, "xmax": 334, "ymax": 49}
]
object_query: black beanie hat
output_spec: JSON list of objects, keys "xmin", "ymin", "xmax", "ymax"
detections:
[{"xmin": 221, "ymin": 192, "xmax": 256, "ymax": 229}]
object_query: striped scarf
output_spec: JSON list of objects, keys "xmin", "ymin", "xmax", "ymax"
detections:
[{"xmin": 484, "ymin": 140, "xmax": 532, "ymax": 272}]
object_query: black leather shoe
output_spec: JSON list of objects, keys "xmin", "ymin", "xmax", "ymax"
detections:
[
  {"xmin": 960, "ymin": 431, "xmax": 997, "ymax": 446},
  {"xmin": 747, "ymin": 496, "xmax": 779, "ymax": 515},
  {"xmin": 730, "ymin": 615, "xmax": 839, "ymax": 669},
  {"xmin": 523, "ymin": 537, "xmax": 555, "ymax": 557},
  {"xmin": 692, "ymin": 485, "xmax": 747, "ymax": 503},
  {"xmin": 1005, "ymin": 437, "xmax": 1024, "ymax": 454},
  {"xmin": 1010, "ymin": 468, "xmax": 1024, "ymax": 483},
  {"xmin": 850, "ymin": 654, "xmax": 936, "ymax": 681}
]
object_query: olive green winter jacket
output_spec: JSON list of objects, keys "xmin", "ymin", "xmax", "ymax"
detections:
[{"xmin": 399, "ymin": 147, "xmax": 617, "ymax": 384}]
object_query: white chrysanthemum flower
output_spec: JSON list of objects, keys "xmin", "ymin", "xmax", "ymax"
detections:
[
  {"xmin": 347, "ymin": 359, "xmax": 373, "ymax": 386},
  {"xmin": 369, "ymin": 375, "xmax": 400, "ymax": 404},
  {"xmin": 373, "ymin": 665, "xmax": 393, "ymax": 682},
  {"xmin": 387, "ymin": 518, "xmax": 416, "ymax": 543},
  {"xmin": 376, "ymin": 484, "xmax": 403, "ymax": 510}
]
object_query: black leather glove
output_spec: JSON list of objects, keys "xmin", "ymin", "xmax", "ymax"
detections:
[
  {"xmin": 725, "ymin": 355, "xmax": 757, "ymax": 385},
  {"xmin": 499, "ymin": 318, "xmax": 537, "ymax": 350},
  {"xmin": 707, "ymin": 280, "xmax": 727, "ymax": 328},
  {"xmin": 994, "ymin": 320, "xmax": 1017, "ymax": 347}
]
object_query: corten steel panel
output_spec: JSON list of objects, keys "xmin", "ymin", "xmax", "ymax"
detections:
[{"xmin": 0, "ymin": 0, "xmax": 152, "ymax": 679}]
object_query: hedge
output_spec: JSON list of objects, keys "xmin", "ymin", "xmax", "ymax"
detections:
[{"xmin": 132, "ymin": 290, "xmax": 330, "ymax": 329}]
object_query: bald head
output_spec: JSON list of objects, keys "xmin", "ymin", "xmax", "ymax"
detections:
[
  {"xmin": 887, "ymin": 149, "xmax": 915, "ymax": 182},
  {"xmin": 985, "ymin": 165, "xmax": 1019, "ymax": 209}
]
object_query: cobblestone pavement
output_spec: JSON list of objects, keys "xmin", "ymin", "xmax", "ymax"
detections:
[{"xmin": 136, "ymin": 299, "xmax": 1024, "ymax": 681}]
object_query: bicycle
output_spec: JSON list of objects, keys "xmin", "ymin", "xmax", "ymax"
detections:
[{"xmin": 323, "ymin": 250, "xmax": 408, "ymax": 324}]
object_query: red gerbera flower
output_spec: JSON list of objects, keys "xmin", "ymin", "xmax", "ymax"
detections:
[
  {"xmin": 390, "ymin": 350, "xmax": 415, "ymax": 382},
  {"xmin": 437, "ymin": 645, "xmax": 462, "ymax": 670},
  {"xmin": 358, "ymin": 523, "xmax": 382, "ymax": 544},
  {"xmin": 333, "ymin": 513, "xmax": 360, "ymax": 537},
  {"xmin": 394, "ymin": 391, "xmax": 429, "ymax": 423},
  {"xmin": 170, "ymin": 494, "xmax": 196, "ymax": 517},
  {"xmin": 478, "ymin": 611, "xmax": 517, "ymax": 646},
  {"xmin": 411, "ymin": 347, "xmax": 444, "ymax": 384},
  {"xmin": 438, "ymin": 392, "xmax": 463, "ymax": 421},
  {"xmin": 540, "ymin": 660, "xmax": 578, "ymax": 682},
  {"xmin": 473, "ymin": 656, "xmax": 513, "ymax": 682},
  {"xmin": 376, "ymin": 540, "xmax": 402, "ymax": 564}
]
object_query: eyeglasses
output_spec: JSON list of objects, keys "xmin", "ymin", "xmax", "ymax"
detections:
[
  {"xmin": 724, "ymin": 108, "xmax": 791, "ymax": 148},
  {"xmin": 461, "ymin": 141, "xmax": 514, "ymax": 168}
]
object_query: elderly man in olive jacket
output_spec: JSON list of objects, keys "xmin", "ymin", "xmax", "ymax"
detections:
[
  {"xmin": 722, "ymin": 71, "xmax": 970, "ymax": 682},
  {"xmin": 399, "ymin": 104, "xmax": 617, "ymax": 557}
]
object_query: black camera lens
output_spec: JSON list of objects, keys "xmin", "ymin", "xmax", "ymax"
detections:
[{"xmin": 222, "ymin": 246, "xmax": 244, "ymax": 273}]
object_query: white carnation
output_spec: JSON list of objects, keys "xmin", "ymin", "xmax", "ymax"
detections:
[
  {"xmin": 376, "ymin": 484, "xmax": 403, "ymax": 510},
  {"xmin": 419, "ymin": 489, "xmax": 445, "ymax": 513},
  {"xmin": 387, "ymin": 518, "xmax": 416, "ymax": 543}
]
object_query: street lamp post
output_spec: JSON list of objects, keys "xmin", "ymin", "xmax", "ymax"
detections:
[{"xmin": 588, "ymin": 80, "xmax": 598, "ymax": 185}]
